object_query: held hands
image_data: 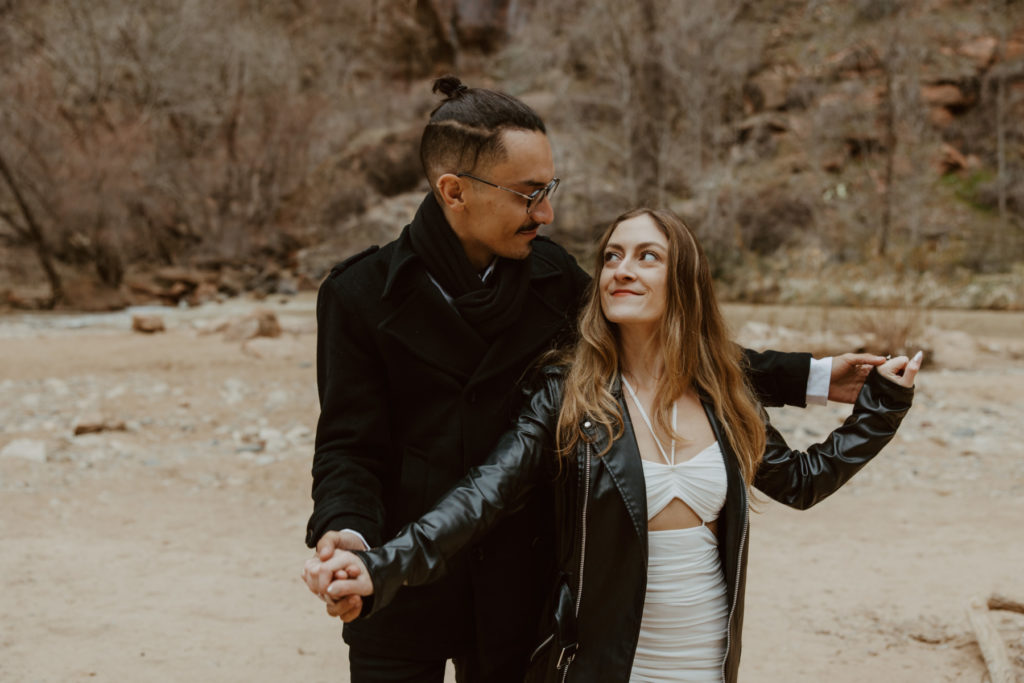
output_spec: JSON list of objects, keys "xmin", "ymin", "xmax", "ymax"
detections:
[
  {"xmin": 322, "ymin": 551, "xmax": 374, "ymax": 621},
  {"xmin": 302, "ymin": 531, "xmax": 372, "ymax": 621},
  {"xmin": 876, "ymin": 351, "xmax": 923, "ymax": 388},
  {"xmin": 828, "ymin": 353, "xmax": 886, "ymax": 403}
]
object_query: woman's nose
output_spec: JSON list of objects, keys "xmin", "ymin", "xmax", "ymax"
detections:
[{"xmin": 615, "ymin": 262, "xmax": 636, "ymax": 280}]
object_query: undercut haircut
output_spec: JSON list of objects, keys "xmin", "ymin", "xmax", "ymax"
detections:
[{"xmin": 421, "ymin": 75, "xmax": 546, "ymax": 189}]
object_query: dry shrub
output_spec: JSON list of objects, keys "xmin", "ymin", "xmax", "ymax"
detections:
[
  {"xmin": 736, "ymin": 190, "xmax": 815, "ymax": 255},
  {"xmin": 852, "ymin": 307, "xmax": 929, "ymax": 359}
]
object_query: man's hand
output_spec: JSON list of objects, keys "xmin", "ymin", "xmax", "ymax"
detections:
[
  {"xmin": 302, "ymin": 530, "xmax": 368, "ymax": 613},
  {"xmin": 324, "ymin": 552, "xmax": 374, "ymax": 623},
  {"xmin": 828, "ymin": 353, "xmax": 886, "ymax": 403}
]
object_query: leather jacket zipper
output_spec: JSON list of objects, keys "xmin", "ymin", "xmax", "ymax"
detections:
[
  {"xmin": 720, "ymin": 486, "xmax": 748, "ymax": 683},
  {"xmin": 560, "ymin": 441, "xmax": 592, "ymax": 681}
]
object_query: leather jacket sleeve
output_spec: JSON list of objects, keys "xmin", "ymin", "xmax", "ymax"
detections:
[
  {"xmin": 754, "ymin": 368, "xmax": 914, "ymax": 509},
  {"xmin": 355, "ymin": 373, "xmax": 563, "ymax": 616}
]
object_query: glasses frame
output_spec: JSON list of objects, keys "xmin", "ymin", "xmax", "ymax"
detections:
[{"xmin": 456, "ymin": 172, "xmax": 560, "ymax": 215}]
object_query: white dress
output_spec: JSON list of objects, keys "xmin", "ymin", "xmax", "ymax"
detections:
[{"xmin": 629, "ymin": 442, "xmax": 730, "ymax": 683}]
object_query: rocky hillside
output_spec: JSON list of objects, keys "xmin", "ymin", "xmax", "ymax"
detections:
[{"xmin": 1, "ymin": 0, "xmax": 1022, "ymax": 310}]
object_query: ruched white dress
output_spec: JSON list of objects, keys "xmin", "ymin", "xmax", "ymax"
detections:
[{"xmin": 629, "ymin": 442, "xmax": 730, "ymax": 682}]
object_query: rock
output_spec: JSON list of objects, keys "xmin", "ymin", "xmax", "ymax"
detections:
[
  {"xmin": 286, "ymin": 425, "xmax": 313, "ymax": 444},
  {"xmin": 154, "ymin": 266, "xmax": 206, "ymax": 287},
  {"xmin": 44, "ymin": 378, "xmax": 70, "ymax": 396},
  {"xmin": 1, "ymin": 438, "xmax": 47, "ymax": 462},
  {"xmin": 745, "ymin": 69, "xmax": 789, "ymax": 112},
  {"xmin": 1007, "ymin": 39, "xmax": 1024, "ymax": 60},
  {"xmin": 928, "ymin": 106, "xmax": 955, "ymax": 128},
  {"xmin": 217, "ymin": 267, "xmax": 248, "ymax": 297},
  {"xmin": 72, "ymin": 415, "xmax": 127, "ymax": 436},
  {"xmin": 186, "ymin": 281, "xmax": 220, "ymax": 307},
  {"xmin": 920, "ymin": 84, "xmax": 968, "ymax": 107},
  {"xmin": 258, "ymin": 428, "xmax": 288, "ymax": 452},
  {"xmin": 264, "ymin": 390, "xmax": 291, "ymax": 411},
  {"xmin": 221, "ymin": 310, "xmax": 282, "ymax": 342},
  {"xmin": 957, "ymin": 36, "xmax": 997, "ymax": 69},
  {"xmin": 936, "ymin": 143, "xmax": 967, "ymax": 175},
  {"xmin": 221, "ymin": 379, "xmax": 248, "ymax": 405},
  {"xmin": 132, "ymin": 315, "xmax": 166, "ymax": 334},
  {"xmin": 62, "ymin": 278, "xmax": 130, "ymax": 312},
  {"xmin": 275, "ymin": 275, "xmax": 299, "ymax": 297}
]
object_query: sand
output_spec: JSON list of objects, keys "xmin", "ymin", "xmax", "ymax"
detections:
[{"xmin": 1, "ymin": 295, "xmax": 1022, "ymax": 682}]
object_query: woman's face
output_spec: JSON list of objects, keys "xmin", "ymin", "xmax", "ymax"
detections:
[{"xmin": 599, "ymin": 214, "xmax": 669, "ymax": 329}]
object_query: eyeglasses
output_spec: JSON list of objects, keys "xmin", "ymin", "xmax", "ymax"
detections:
[{"xmin": 456, "ymin": 172, "xmax": 560, "ymax": 215}]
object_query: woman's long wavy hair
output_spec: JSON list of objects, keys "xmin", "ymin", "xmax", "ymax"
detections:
[{"xmin": 554, "ymin": 208, "xmax": 765, "ymax": 487}]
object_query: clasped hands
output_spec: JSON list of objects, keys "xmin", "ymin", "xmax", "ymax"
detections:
[
  {"xmin": 302, "ymin": 530, "xmax": 375, "ymax": 622},
  {"xmin": 831, "ymin": 351, "xmax": 921, "ymax": 397}
]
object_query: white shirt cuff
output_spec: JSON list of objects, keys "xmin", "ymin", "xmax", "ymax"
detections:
[
  {"xmin": 340, "ymin": 529, "xmax": 371, "ymax": 550},
  {"xmin": 806, "ymin": 356, "xmax": 832, "ymax": 406}
]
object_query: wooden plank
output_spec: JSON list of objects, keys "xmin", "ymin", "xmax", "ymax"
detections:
[{"xmin": 966, "ymin": 596, "xmax": 1019, "ymax": 683}]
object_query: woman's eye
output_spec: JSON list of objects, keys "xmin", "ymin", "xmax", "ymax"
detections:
[
  {"xmin": 640, "ymin": 251, "xmax": 658, "ymax": 262},
  {"xmin": 604, "ymin": 251, "xmax": 621, "ymax": 262}
]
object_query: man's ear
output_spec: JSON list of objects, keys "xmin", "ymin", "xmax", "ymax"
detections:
[{"xmin": 436, "ymin": 173, "xmax": 466, "ymax": 212}]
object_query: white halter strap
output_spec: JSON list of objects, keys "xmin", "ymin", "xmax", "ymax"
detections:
[{"xmin": 621, "ymin": 375, "xmax": 677, "ymax": 466}]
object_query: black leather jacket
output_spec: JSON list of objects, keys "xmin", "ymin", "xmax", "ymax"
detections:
[{"xmin": 356, "ymin": 369, "xmax": 914, "ymax": 682}]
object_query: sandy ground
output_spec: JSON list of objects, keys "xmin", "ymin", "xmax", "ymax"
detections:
[{"xmin": 1, "ymin": 295, "xmax": 1023, "ymax": 683}]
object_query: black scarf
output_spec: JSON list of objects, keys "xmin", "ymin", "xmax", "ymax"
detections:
[{"xmin": 408, "ymin": 193, "xmax": 532, "ymax": 341}]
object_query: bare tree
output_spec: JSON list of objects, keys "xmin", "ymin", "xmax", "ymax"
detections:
[{"xmin": 0, "ymin": 149, "xmax": 63, "ymax": 305}]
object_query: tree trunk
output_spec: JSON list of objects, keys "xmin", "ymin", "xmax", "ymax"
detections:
[
  {"xmin": 0, "ymin": 150, "xmax": 64, "ymax": 307},
  {"xmin": 628, "ymin": 0, "xmax": 668, "ymax": 207}
]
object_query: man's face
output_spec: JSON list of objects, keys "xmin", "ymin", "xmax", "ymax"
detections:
[{"xmin": 455, "ymin": 129, "xmax": 556, "ymax": 269}]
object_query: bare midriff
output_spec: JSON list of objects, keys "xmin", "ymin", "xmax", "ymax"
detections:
[{"xmin": 648, "ymin": 498, "xmax": 717, "ymax": 534}]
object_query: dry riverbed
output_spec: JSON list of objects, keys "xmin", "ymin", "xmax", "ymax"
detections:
[{"xmin": 1, "ymin": 296, "xmax": 1023, "ymax": 682}]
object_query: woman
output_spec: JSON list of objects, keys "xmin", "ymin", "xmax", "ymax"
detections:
[{"xmin": 313, "ymin": 209, "xmax": 919, "ymax": 682}]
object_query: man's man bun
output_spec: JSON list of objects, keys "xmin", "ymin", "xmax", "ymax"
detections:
[{"xmin": 432, "ymin": 75, "xmax": 469, "ymax": 99}]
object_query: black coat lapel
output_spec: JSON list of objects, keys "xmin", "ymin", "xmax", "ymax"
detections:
[
  {"xmin": 466, "ymin": 252, "xmax": 568, "ymax": 390},
  {"xmin": 379, "ymin": 269, "xmax": 487, "ymax": 385}
]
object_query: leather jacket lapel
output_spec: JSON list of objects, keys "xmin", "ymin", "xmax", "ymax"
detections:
[{"xmin": 598, "ymin": 388, "xmax": 648, "ymax": 546}]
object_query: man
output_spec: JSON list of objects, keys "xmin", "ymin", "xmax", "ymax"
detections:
[{"xmin": 303, "ymin": 76, "xmax": 879, "ymax": 683}]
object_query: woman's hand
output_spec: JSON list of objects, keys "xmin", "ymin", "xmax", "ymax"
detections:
[
  {"xmin": 322, "ymin": 551, "xmax": 374, "ymax": 622},
  {"xmin": 876, "ymin": 351, "xmax": 923, "ymax": 388}
]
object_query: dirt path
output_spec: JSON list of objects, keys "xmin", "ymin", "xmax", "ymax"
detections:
[{"xmin": 1, "ymin": 296, "xmax": 1022, "ymax": 682}]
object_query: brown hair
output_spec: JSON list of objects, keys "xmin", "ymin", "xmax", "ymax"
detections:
[{"xmin": 554, "ymin": 209, "xmax": 766, "ymax": 487}]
